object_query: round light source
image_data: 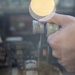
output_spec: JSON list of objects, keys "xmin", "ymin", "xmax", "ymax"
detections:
[{"xmin": 29, "ymin": 0, "xmax": 55, "ymax": 20}]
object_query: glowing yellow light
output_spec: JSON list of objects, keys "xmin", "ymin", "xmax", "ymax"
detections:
[{"xmin": 30, "ymin": 0, "xmax": 55, "ymax": 16}]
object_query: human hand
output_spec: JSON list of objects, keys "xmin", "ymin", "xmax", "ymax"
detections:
[{"xmin": 39, "ymin": 13, "xmax": 75, "ymax": 72}]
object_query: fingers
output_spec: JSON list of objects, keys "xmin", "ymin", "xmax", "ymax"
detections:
[
  {"xmin": 52, "ymin": 50, "xmax": 62, "ymax": 59},
  {"xmin": 39, "ymin": 13, "xmax": 75, "ymax": 26},
  {"xmin": 47, "ymin": 31, "xmax": 61, "ymax": 50},
  {"xmin": 47, "ymin": 31, "xmax": 62, "ymax": 59},
  {"xmin": 58, "ymin": 59, "xmax": 75, "ymax": 72}
]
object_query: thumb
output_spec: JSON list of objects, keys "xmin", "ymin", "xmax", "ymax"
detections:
[{"xmin": 39, "ymin": 13, "xmax": 75, "ymax": 26}]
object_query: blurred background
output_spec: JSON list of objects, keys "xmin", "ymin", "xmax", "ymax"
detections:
[{"xmin": 0, "ymin": 0, "xmax": 75, "ymax": 75}]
